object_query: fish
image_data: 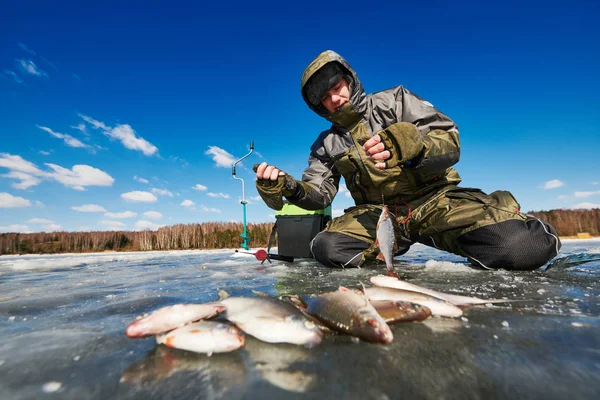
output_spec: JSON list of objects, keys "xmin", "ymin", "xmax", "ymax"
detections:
[
  {"xmin": 300, "ymin": 287, "xmax": 393, "ymax": 344},
  {"xmin": 369, "ymin": 300, "xmax": 432, "ymax": 323},
  {"xmin": 376, "ymin": 205, "xmax": 398, "ymax": 277},
  {"xmin": 370, "ymin": 275, "xmax": 513, "ymax": 306},
  {"xmin": 363, "ymin": 286, "xmax": 463, "ymax": 317},
  {"xmin": 156, "ymin": 320, "xmax": 245, "ymax": 355},
  {"xmin": 218, "ymin": 290, "xmax": 323, "ymax": 347},
  {"xmin": 126, "ymin": 303, "xmax": 226, "ymax": 338}
]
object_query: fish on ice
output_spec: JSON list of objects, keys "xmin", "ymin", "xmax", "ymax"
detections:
[
  {"xmin": 156, "ymin": 320, "xmax": 245, "ymax": 355},
  {"xmin": 300, "ymin": 287, "xmax": 394, "ymax": 344},
  {"xmin": 126, "ymin": 303, "xmax": 226, "ymax": 338},
  {"xmin": 218, "ymin": 290, "xmax": 323, "ymax": 347}
]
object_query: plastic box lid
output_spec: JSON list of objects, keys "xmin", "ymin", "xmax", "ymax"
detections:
[{"xmin": 275, "ymin": 203, "xmax": 332, "ymax": 217}]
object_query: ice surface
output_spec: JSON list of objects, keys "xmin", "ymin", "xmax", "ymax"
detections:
[{"xmin": 0, "ymin": 240, "xmax": 599, "ymax": 399}]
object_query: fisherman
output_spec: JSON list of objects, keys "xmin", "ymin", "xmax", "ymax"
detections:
[{"xmin": 255, "ymin": 50, "xmax": 561, "ymax": 270}]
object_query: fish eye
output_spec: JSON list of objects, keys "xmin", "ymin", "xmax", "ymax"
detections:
[{"xmin": 304, "ymin": 320, "xmax": 316, "ymax": 330}]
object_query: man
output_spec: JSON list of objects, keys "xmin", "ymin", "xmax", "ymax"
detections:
[{"xmin": 255, "ymin": 50, "xmax": 560, "ymax": 270}]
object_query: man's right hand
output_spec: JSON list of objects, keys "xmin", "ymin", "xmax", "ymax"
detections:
[
  {"xmin": 254, "ymin": 162, "xmax": 284, "ymax": 181},
  {"xmin": 254, "ymin": 162, "xmax": 297, "ymax": 211}
]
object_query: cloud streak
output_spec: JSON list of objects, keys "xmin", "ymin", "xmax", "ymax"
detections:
[
  {"xmin": 80, "ymin": 115, "xmax": 158, "ymax": 156},
  {"xmin": 36, "ymin": 125, "xmax": 90, "ymax": 149},
  {"xmin": 0, "ymin": 153, "xmax": 114, "ymax": 191},
  {"xmin": 542, "ymin": 179, "xmax": 564, "ymax": 190},
  {"xmin": 17, "ymin": 59, "xmax": 47, "ymax": 77}
]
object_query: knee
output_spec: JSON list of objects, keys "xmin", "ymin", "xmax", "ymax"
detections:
[
  {"xmin": 310, "ymin": 231, "xmax": 370, "ymax": 268},
  {"xmin": 458, "ymin": 218, "xmax": 561, "ymax": 270}
]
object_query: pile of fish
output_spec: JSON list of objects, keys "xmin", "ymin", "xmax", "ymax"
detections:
[{"xmin": 126, "ymin": 275, "xmax": 512, "ymax": 355}]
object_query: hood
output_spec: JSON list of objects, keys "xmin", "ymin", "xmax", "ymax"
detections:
[{"xmin": 301, "ymin": 50, "xmax": 368, "ymax": 129}]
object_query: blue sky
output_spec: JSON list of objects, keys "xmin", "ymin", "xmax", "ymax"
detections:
[{"xmin": 1, "ymin": 0, "xmax": 599, "ymax": 233}]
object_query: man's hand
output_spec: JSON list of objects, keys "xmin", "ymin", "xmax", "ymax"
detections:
[
  {"xmin": 253, "ymin": 162, "xmax": 297, "ymax": 210},
  {"xmin": 255, "ymin": 162, "xmax": 285, "ymax": 181},
  {"xmin": 363, "ymin": 135, "xmax": 391, "ymax": 169}
]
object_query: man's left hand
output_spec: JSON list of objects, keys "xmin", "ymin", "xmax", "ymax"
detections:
[{"xmin": 363, "ymin": 135, "xmax": 391, "ymax": 169}]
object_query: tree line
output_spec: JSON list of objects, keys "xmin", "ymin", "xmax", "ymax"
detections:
[
  {"xmin": 528, "ymin": 208, "xmax": 599, "ymax": 237},
  {"xmin": 0, "ymin": 209, "xmax": 597, "ymax": 255},
  {"xmin": 0, "ymin": 222, "xmax": 275, "ymax": 255}
]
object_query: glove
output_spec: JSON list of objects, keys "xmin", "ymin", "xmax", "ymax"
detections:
[
  {"xmin": 254, "ymin": 165, "xmax": 298, "ymax": 211},
  {"xmin": 376, "ymin": 122, "xmax": 424, "ymax": 168}
]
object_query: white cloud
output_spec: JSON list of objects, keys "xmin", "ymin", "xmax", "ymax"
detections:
[
  {"xmin": 45, "ymin": 163, "xmax": 114, "ymax": 191},
  {"xmin": 71, "ymin": 204, "xmax": 107, "ymax": 212},
  {"xmin": 134, "ymin": 175, "xmax": 149, "ymax": 184},
  {"xmin": 0, "ymin": 153, "xmax": 42, "ymax": 174},
  {"xmin": 542, "ymin": 180, "xmax": 564, "ymax": 190},
  {"xmin": 249, "ymin": 195, "xmax": 261, "ymax": 201},
  {"xmin": 27, "ymin": 218, "xmax": 54, "ymax": 224},
  {"xmin": 35, "ymin": 200, "xmax": 44, "ymax": 207},
  {"xmin": 181, "ymin": 199, "xmax": 195, "ymax": 208},
  {"xmin": 205, "ymin": 146, "xmax": 235, "ymax": 168},
  {"xmin": 121, "ymin": 191, "xmax": 158, "ymax": 203},
  {"xmin": 0, "ymin": 153, "xmax": 114, "ymax": 191},
  {"xmin": 100, "ymin": 220, "xmax": 126, "ymax": 229},
  {"xmin": 17, "ymin": 59, "xmax": 47, "ymax": 77},
  {"xmin": 200, "ymin": 205, "xmax": 221, "ymax": 213},
  {"xmin": 39, "ymin": 150, "xmax": 51, "ymax": 156},
  {"xmin": 207, "ymin": 192, "xmax": 230, "ymax": 199},
  {"xmin": 36, "ymin": 125, "xmax": 90, "ymax": 149},
  {"xmin": 338, "ymin": 184, "xmax": 352, "ymax": 198},
  {"xmin": 0, "ymin": 192, "xmax": 31, "ymax": 208},
  {"xmin": 2, "ymin": 171, "xmax": 42, "ymax": 189},
  {"xmin": 143, "ymin": 211, "xmax": 162, "ymax": 220},
  {"xmin": 42, "ymin": 224, "xmax": 62, "ymax": 232},
  {"xmin": 192, "ymin": 184, "xmax": 207, "ymax": 191},
  {"xmin": 3, "ymin": 70, "xmax": 25, "ymax": 85},
  {"xmin": 151, "ymin": 188, "xmax": 173, "ymax": 197},
  {"xmin": 0, "ymin": 224, "xmax": 31, "ymax": 233},
  {"xmin": 135, "ymin": 220, "xmax": 163, "ymax": 230},
  {"xmin": 571, "ymin": 202, "xmax": 600, "ymax": 209},
  {"xmin": 574, "ymin": 190, "xmax": 600, "ymax": 198},
  {"xmin": 104, "ymin": 211, "xmax": 137, "ymax": 219},
  {"xmin": 80, "ymin": 115, "xmax": 158, "ymax": 156}
]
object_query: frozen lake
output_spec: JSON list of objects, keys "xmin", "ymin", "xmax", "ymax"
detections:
[{"xmin": 1, "ymin": 239, "xmax": 599, "ymax": 399}]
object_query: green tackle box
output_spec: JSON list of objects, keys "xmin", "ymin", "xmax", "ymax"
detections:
[{"xmin": 274, "ymin": 203, "xmax": 332, "ymax": 258}]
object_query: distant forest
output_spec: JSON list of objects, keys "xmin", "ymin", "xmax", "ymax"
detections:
[{"xmin": 0, "ymin": 209, "xmax": 598, "ymax": 255}]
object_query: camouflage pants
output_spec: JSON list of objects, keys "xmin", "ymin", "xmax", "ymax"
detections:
[{"xmin": 310, "ymin": 186, "xmax": 561, "ymax": 270}]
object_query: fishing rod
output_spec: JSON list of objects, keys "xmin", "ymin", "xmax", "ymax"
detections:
[
  {"xmin": 232, "ymin": 141, "xmax": 254, "ymax": 250},
  {"xmin": 235, "ymin": 249, "xmax": 294, "ymax": 264}
]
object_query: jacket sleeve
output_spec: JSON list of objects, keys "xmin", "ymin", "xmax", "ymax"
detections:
[
  {"xmin": 391, "ymin": 87, "xmax": 461, "ymax": 173},
  {"xmin": 284, "ymin": 132, "xmax": 340, "ymax": 210}
]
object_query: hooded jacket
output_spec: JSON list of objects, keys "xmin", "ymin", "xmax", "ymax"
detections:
[{"xmin": 286, "ymin": 50, "xmax": 461, "ymax": 210}]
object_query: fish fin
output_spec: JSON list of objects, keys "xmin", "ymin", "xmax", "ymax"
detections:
[
  {"xmin": 251, "ymin": 290, "xmax": 270, "ymax": 297},
  {"xmin": 393, "ymin": 239, "xmax": 398, "ymax": 254},
  {"xmin": 218, "ymin": 289, "xmax": 230, "ymax": 300},
  {"xmin": 338, "ymin": 286, "xmax": 351, "ymax": 292},
  {"xmin": 375, "ymin": 238, "xmax": 380, "ymax": 246},
  {"xmin": 376, "ymin": 252, "xmax": 385, "ymax": 261}
]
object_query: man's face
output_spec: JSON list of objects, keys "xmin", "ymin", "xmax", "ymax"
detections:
[{"xmin": 320, "ymin": 78, "xmax": 350, "ymax": 113}]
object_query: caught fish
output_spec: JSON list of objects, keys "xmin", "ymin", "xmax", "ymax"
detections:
[
  {"xmin": 300, "ymin": 287, "xmax": 393, "ymax": 344},
  {"xmin": 370, "ymin": 275, "xmax": 513, "ymax": 306},
  {"xmin": 218, "ymin": 290, "xmax": 323, "ymax": 347},
  {"xmin": 126, "ymin": 303, "xmax": 225, "ymax": 338},
  {"xmin": 376, "ymin": 205, "xmax": 398, "ymax": 277},
  {"xmin": 364, "ymin": 286, "xmax": 463, "ymax": 317},
  {"xmin": 156, "ymin": 320, "xmax": 245, "ymax": 355},
  {"xmin": 369, "ymin": 300, "xmax": 432, "ymax": 323}
]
